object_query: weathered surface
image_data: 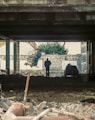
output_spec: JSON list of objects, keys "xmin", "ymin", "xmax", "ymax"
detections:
[
  {"xmin": 67, "ymin": 0, "xmax": 85, "ymax": 4},
  {"xmin": 0, "ymin": 1, "xmax": 94, "ymax": 42},
  {"xmin": 0, "ymin": 0, "xmax": 94, "ymax": 4},
  {"xmin": 1, "ymin": 89, "xmax": 95, "ymax": 120}
]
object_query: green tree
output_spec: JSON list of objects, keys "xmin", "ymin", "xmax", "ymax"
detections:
[{"xmin": 38, "ymin": 43, "xmax": 68, "ymax": 55}]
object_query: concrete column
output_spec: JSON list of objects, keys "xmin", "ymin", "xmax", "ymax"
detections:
[
  {"xmin": 13, "ymin": 41, "xmax": 16, "ymax": 74},
  {"xmin": 16, "ymin": 41, "xmax": 20, "ymax": 74},
  {"xmin": 6, "ymin": 39, "xmax": 10, "ymax": 75},
  {"xmin": 13, "ymin": 41, "xmax": 20, "ymax": 74},
  {"xmin": 87, "ymin": 41, "xmax": 92, "ymax": 74},
  {"xmin": 91, "ymin": 41, "xmax": 95, "ymax": 74},
  {"xmin": 87, "ymin": 41, "xmax": 95, "ymax": 74}
]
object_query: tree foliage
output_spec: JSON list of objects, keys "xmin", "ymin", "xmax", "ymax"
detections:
[
  {"xmin": 38, "ymin": 43, "xmax": 68, "ymax": 55},
  {"xmin": 27, "ymin": 50, "xmax": 41, "ymax": 67},
  {"xmin": 32, "ymin": 50, "xmax": 41, "ymax": 66}
]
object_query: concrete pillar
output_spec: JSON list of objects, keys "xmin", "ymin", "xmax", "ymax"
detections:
[
  {"xmin": 13, "ymin": 41, "xmax": 16, "ymax": 74},
  {"xmin": 87, "ymin": 41, "xmax": 92, "ymax": 74},
  {"xmin": 13, "ymin": 41, "xmax": 20, "ymax": 74},
  {"xmin": 6, "ymin": 39, "xmax": 10, "ymax": 75},
  {"xmin": 87, "ymin": 41, "xmax": 95, "ymax": 75},
  {"xmin": 16, "ymin": 41, "xmax": 20, "ymax": 74},
  {"xmin": 91, "ymin": 41, "xmax": 95, "ymax": 74}
]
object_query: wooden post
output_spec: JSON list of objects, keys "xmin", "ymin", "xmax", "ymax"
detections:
[{"xmin": 23, "ymin": 73, "xmax": 30, "ymax": 102}]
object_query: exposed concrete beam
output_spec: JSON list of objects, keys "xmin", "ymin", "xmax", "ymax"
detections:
[
  {"xmin": 8, "ymin": 34, "xmax": 95, "ymax": 41},
  {"xmin": 0, "ymin": 12, "xmax": 95, "ymax": 24},
  {"xmin": 0, "ymin": 34, "xmax": 9, "ymax": 40},
  {"xmin": 0, "ymin": 20, "xmax": 95, "ymax": 25},
  {"xmin": 0, "ymin": 5, "xmax": 95, "ymax": 13}
]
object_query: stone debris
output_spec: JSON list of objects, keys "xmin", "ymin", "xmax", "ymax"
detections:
[
  {"xmin": 1, "ymin": 99, "xmax": 94, "ymax": 120},
  {"xmin": 1, "ymin": 90, "xmax": 95, "ymax": 120}
]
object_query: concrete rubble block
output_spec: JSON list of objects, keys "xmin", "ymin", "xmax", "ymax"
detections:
[
  {"xmin": 36, "ymin": 101, "xmax": 47, "ymax": 111},
  {"xmin": 2, "ymin": 111, "xmax": 16, "ymax": 120},
  {"xmin": 6, "ymin": 102, "xmax": 25, "ymax": 116},
  {"xmin": 0, "ymin": 99, "xmax": 11, "ymax": 110},
  {"xmin": 21, "ymin": 101, "xmax": 32, "ymax": 109},
  {"xmin": 47, "ymin": 112, "xmax": 58, "ymax": 116},
  {"xmin": 15, "ymin": 116, "xmax": 33, "ymax": 120},
  {"xmin": 2, "ymin": 102, "xmax": 34, "ymax": 120},
  {"xmin": 41, "ymin": 116, "xmax": 79, "ymax": 120},
  {"xmin": 2, "ymin": 113, "xmax": 34, "ymax": 120},
  {"xmin": 67, "ymin": 0, "xmax": 85, "ymax": 4}
]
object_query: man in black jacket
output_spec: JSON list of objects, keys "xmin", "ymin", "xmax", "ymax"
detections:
[{"xmin": 44, "ymin": 58, "xmax": 51, "ymax": 77}]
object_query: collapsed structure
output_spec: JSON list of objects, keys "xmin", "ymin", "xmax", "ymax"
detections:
[
  {"xmin": 0, "ymin": 0, "xmax": 95, "ymax": 119},
  {"xmin": 0, "ymin": 0, "xmax": 95, "ymax": 76}
]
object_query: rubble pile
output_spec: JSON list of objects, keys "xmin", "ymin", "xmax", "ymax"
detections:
[
  {"xmin": 0, "ymin": 94, "xmax": 95, "ymax": 120},
  {"xmin": 0, "ymin": 75, "xmax": 95, "ymax": 120}
]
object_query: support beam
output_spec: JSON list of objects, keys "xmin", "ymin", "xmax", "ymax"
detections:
[
  {"xmin": 0, "ymin": 34, "xmax": 9, "ymax": 40},
  {"xmin": 14, "ymin": 41, "xmax": 16, "ymax": 74},
  {"xmin": 87, "ymin": 41, "xmax": 92, "ymax": 74},
  {"xmin": 16, "ymin": 41, "xmax": 20, "ymax": 74},
  {"xmin": 14, "ymin": 41, "xmax": 20, "ymax": 74},
  {"xmin": 6, "ymin": 39, "xmax": 10, "ymax": 75},
  {"xmin": 91, "ymin": 41, "xmax": 95, "ymax": 74},
  {"xmin": 0, "ymin": 5, "xmax": 95, "ymax": 13}
]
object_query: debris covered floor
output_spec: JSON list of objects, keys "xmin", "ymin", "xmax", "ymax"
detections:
[{"xmin": 1, "ymin": 88, "xmax": 95, "ymax": 120}]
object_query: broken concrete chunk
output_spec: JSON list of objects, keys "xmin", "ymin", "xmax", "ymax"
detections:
[
  {"xmin": 0, "ymin": 99, "xmax": 11, "ymax": 110},
  {"xmin": 1, "ymin": 111, "xmax": 16, "ymax": 120},
  {"xmin": 36, "ymin": 101, "xmax": 47, "ymax": 111},
  {"xmin": 7, "ymin": 102, "xmax": 25, "ymax": 116}
]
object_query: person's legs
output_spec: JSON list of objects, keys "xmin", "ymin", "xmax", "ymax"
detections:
[
  {"xmin": 46, "ymin": 70, "xmax": 48, "ymax": 77},
  {"xmin": 47, "ymin": 70, "xmax": 49, "ymax": 77},
  {"xmin": 46, "ymin": 70, "xmax": 49, "ymax": 77}
]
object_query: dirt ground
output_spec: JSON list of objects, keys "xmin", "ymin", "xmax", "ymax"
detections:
[
  {"xmin": 1, "ymin": 75, "xmax": 95, "ymax": 119},
  {"xmin": 1, "ymin": 85, "xmax": 95, "ymax": 120},
  {"xmin": 3, "ymin": 88, "xmax": 95, "ymax": 103},
  {"xmin": 2, "ymin": 88, "xmax": 95, "ymax": 116}
]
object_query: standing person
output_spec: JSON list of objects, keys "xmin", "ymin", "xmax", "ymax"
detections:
[{"xmin": 44, "ymin": 58, "xmax": 51, "ymax": 77}]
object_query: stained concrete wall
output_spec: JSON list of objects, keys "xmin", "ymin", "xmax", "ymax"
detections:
[{"xmin": 0, "ymin": 0, "xmax": 95, "ymax": 4}]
